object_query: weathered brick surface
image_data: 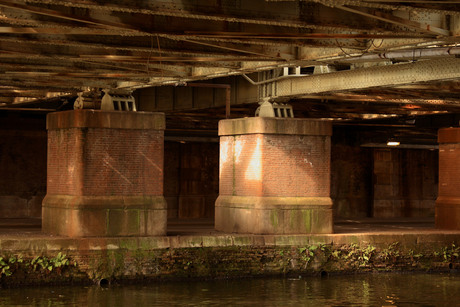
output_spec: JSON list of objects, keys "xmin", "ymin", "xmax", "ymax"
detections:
[
  {"xmin": 436, "ymin": 128, "xmax": 460, "ymax": 229},
  {"xmin": 373, "ymin": 148, "xmax": 438, "ymax": 218},
  {"xmin": 0, "ymin": 129, "xmax": 47, "ymax": 218},
  {"xmin": 220, "ymin": 134, "xmax": 330, "ymax": 197},
  {"xmin": 330, "ymin": 139, "xmax": 373, "ymax": 219},
  {"xmin": 1, "ymin": 234, "xmax": 459, "ymax": 287},
  {"xmin": 216, "ymin": 118, "xmax": 333, "ymax": 234},
  {"xmin": 47, "ymin": 128, "xmax": 164, "ymax": 196},
  {"xmin": 43, "ymin": 110, "xmax": 167, "ymax": 237},
  {"xmin": 438, "ymin": 144, "xmax": 460, "ymax": 197},
  {"xmin": 163, "ymin": 141, "xmax": 219, "ymax": 219}
]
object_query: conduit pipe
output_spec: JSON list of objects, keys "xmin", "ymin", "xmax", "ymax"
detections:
[
  {"xmin": 242, "ymin": 73, "xmax": 296, "ymax": 86},
  {"xmin": 339, "ymin": 47, "xmax": 460, "ymax": 63}
]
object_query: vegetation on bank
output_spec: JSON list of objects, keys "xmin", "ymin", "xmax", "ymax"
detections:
[
  {"xmin": 0, "ymin": 253, "xmax": 86, "ymax": 286},
  {"xmin": 0, "ymin": 243, "xmax": 459, "ymax": 287}
]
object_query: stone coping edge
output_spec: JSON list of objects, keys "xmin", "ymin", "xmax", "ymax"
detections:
[
  {"xmin": 1, "ymin": 232, "xmax": 460, "ymax": 252},
  {"xmin": 47, "ymin": 110, "xmax": 165, "ymax": 130},
  {"xmin": 219, "ymin": 117, "xmax": 332, "ymax": 136}
]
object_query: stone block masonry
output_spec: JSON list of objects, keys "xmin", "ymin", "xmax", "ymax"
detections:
[
  {"xmin": 42, "ymin": 110, "xmax": 167, "ymax": 237},
  {"xmin": 436, "ymin": 128, "xmax": 460, "ymax": 229},
  {"xmin": 215, "ymin": 117, "xmax": 333, "ymax": 234}
]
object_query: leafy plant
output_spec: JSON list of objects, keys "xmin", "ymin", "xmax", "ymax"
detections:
[
  {"xmin": 299, "ymin": 245, "xmax": 319, "ymax": 265},
  {"xmin": 331, "ymin": 249, "xmax": 342, "ymax": 259},
  {"xmin": 408, "ymin": 249, "xmax": 423, "ymax": 261},
  {"xmin": 358, "ymin": 245, "xmax": 376, "ymax": 267},
  {"xmin": 342, "ymin": 244, "xmax": 376, "ymax": 267},
  {"xmin": 30, "ymin": 253, "xmax": 72, "ymax": 272},
  {"xmin": 439, "ymin": 243, "xmax": 460, "ymax": 263},
  {"xmin": 31, "ymin": 256, "xmax": 51, "ymax": 271},
  {"xmin": 0, "ymin": 257, "xmax": 12, "ymax": 277},
  {"xmin": 381, "ymin": 242, "xmax": 400, "ymax": 262},
  {"xmin": 50, "ymin": 252, "xmax": 70, "ymax": 269}
]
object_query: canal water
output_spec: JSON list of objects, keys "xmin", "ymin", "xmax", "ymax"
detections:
[{"xmin": 0, "ymin": 272, "xmax": 459, "ymax": 306}]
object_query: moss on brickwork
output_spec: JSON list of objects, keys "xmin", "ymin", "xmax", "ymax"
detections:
[
  {"xmin": 270, "ymin": 211, "xmax": 279, "ymax": 229},
  {"xmin": 1, "ymin": 242, "xmax": 459, "ymax": 287},
  {"xmin": 87, "ymin": 242, "xmax": 459, "ymax": 281},
  {"xmin": 303, "ymin": 210, "xmax": 311, "ymax": 233}
]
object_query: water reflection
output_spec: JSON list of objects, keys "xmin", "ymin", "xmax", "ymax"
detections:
[{"xmin": 1, "ymin": 273, "xmax": 459, "ymax": 306}]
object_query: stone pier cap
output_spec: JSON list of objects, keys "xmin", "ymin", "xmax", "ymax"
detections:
[
  {"xmin": 46, "ymin": 109, "xmax": 165, "ymax": 130},
  {"xmin": 218, "ymin": 117, "xmax": 332, "ymax": 136}
]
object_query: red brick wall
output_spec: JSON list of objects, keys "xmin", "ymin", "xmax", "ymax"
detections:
[
  {"xmin": 331, "ymin": 143, "xmax": 373, "ymax": 219},
  {"xmin": 220, "ymin": 134, "xmax": 330, "ymax": 197},
  {"xmin": 47, "ymin": 128, "xmax": 164, "ymax": 196},
  {"xmin": 164, "ymin": 141, "xmax": 219, "ymax": 218},
  {"xmin": 164, "ymin": 141, "xmax": 180, "ymax": 217},
  {"xmin": 436, "ymin": 128, "xmax": 460, "ymax": 229},
  {"xmin": 47, "ymin": 129, "xmax": 82, "ymax": 195},
  {"xmin": 373, "ymin": 148, "xmax": 438, "ymax": 218},
  {"xmin": 0, "ymin": 130, "xmax": 46, "ymax": 218},
  {"xmin": 438, "ymin": 143, "xmax": 460, "ymax": 197},
  {"xmin": 438, "ymin": 127, "xmax": 460, "ymax": 198}
]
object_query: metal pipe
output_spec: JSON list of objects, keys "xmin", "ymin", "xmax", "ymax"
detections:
[
  {"xmin": 242, "ymin": 72, "xmax": 310, "ymax": 86},
  {"xmin": 339, "ymin": 47, "xmax": 460, "ymax": 63}
]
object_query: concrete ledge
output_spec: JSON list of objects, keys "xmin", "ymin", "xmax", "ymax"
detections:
[
  {"xmin": 47, "ymin": 110, "xmax": 165, "ymax": 130},
  {"xmin": 215, "ymin": 195, "xmax": 333, "ymax": 234},
  {"xmin": 42, "ymin": 195, "xmax": 167, "ymax": 237},
  {"xmin": 438, "ymin": 127, "xmax": 460, "ymax": 143},
  {"xmin": 218, "ymin": 117, "xmax": 332, "ymax": 136}
]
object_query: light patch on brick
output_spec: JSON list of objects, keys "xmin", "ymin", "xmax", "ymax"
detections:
[
  {"xmin": 137, "ymin": 150, "xmax": 162, "ymax": 173},
  {"xmin": 103, "ymin": 155, "xmax": 133, "ymax": 186},
  {"xmin": 303, "ymin": 158, "xmax": 313, "ymax": 167},
  {"xmin": 234, "ymin": 137, "xmax": 243, "ymax": 163},
  {"xmin": 244, "ymin": 137, "xmax": 262, "ymax": 182}
]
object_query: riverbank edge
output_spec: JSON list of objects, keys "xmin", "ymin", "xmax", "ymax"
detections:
[{"xmin": 0, "ymin": 232, "xmax": 459, "ymax": 287}]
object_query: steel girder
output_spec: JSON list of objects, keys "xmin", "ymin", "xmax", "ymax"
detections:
[{"xmin": 267, "ymin": 58, "xmax": 460, "ymax": 100}]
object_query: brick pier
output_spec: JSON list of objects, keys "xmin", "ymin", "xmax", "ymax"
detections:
[
  {"xmin": 215, "ymin": 117, "xmax": 333, "ymax": 234},
  {"xmin": 42, "ymin": 110, "xmax": 167, "ymax": 237},
  {"xmin": 436, "ymin": 127, "xmax": 460, "ymax": 229}
]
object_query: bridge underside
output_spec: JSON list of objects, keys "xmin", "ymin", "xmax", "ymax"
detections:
[{"xmin": 1, "ymin": 1, "xmax": 460, "ymax": 234}]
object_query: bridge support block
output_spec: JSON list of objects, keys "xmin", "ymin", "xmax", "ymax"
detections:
[
  {"xmin": 436, "ymin": 128, "xmax": 460, "ymax": 230},
  {"xmin": 42, "ymin": 110, "xmax": 167, "ymax": 237},
  {"xmin": 215, "ymin": 117, "xmax": 333, "ymax": 234}
]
